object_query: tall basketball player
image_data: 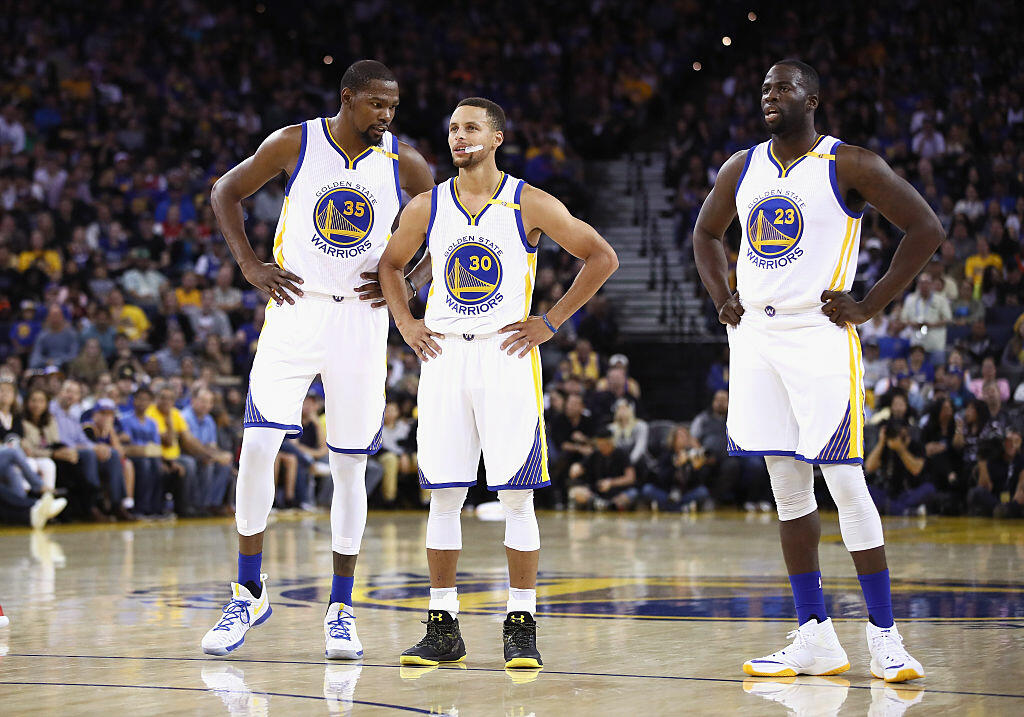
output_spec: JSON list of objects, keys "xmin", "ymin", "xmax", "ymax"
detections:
[
  {"xmin": 694, "ymin": 60, "xmax": 942, "ymax": 682},
  {"xmin": 201, "ymin": 60, "xmax": 435, "ymax": 659},
  {"xmin": 378, "ymin": 98, "xmax": 617, "ymax": 668}
]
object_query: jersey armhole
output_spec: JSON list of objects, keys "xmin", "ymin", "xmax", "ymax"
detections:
[
  {"xmin": 425, "ymin": 185, "xmax": 439, "ymax": 248},
  {"xmin": 830, "ymin": 140, "xmax": 865, "ymax": 219},
  {"xmin": 284, "ymin": 121, "xmax": 307, "ymax": 196},
  {"xmin": 515, "ymin": 180, "xmax": 536, "ymax": 253},
  {"xmin": 391, "ymin": 134, "xmax": 402, "ymax": 205},
  {"xmin": 733, "ymin": 147, "xmax": 754, "ymax": 199}
]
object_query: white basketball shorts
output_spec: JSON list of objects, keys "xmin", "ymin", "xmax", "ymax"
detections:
[
  {"xmin": 417, "ymin": 333, "xmax": 549, "ymax": 491},
  {"xmin": 725, "ymin": 306, "xmax": 865, "ymax": 465},
  {"xmin": 244, "ymin": 293, "xmax": 387, "ymax": 453}
]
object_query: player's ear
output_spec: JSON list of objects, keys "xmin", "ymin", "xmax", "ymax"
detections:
[
  {"xmin": 340, "ymin": 87, "xmax": 354, "ymax": 110},
  {"xmin": 493, "ymin": 130, "xmax": 504, "ymax": 150},
  {"xmin": 806, "ymin": 93, "xmax": 819, "ymax": 112}
]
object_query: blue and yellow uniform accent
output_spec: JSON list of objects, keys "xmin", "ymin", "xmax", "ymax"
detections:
[
  {"xmin": 746, "ymin": 196, "xmax": 803, "ymax": 260},
  {"xmin": 444, "ymin": 241, "xmax": 503, "ymax": 306},
  {"xmin": 313, "ymin": 186, "xmax": 375, "ymax": 248}
]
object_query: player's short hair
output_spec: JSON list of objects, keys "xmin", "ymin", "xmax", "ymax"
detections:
[
  {"xmin": 772, "ymin": 59, "xmax": 820, "ymax": 95},
  {"xmin": 341, "ymin": 60, "xmax": 397, "ymax": 94},
  {"xmin": 456, "ymin": 97, "xmax": 506, "ymax": 132}
]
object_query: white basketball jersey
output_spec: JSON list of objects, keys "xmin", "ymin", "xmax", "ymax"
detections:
[
  {"xmin": 271, "ymin": 118, "xmax": 402, "ymax": 296},
  {"xmin": 734, "ymin": 135, "xmax": 864, "ymax": 312},
  {"xmin": 423, "ymin": 173, "xmax": 537, "ymax": 334}
]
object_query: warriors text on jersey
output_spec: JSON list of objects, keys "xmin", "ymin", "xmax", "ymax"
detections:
[
  {"xmin": 272, "ymin": 118, "xmax": 402, "ymax": 296},
  {"xmin": 423, "ymin": 172, "xmax": 537, "ymax": 335},
  {"xmin": 734, "ymin": 135, "xmax": 864, "ymax": 312}
]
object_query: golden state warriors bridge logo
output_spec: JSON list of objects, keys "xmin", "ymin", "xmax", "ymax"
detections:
[
  {"xmin": 746, "ymin": 195, "xmax": 804, "ymax": 269},
  {"xmin": 312, "ymin": 185, "xmax": 374, "ymax": 257},
  {"xmin": 444, "ymin": 238, "xmax": 503, "ymax": 315}
]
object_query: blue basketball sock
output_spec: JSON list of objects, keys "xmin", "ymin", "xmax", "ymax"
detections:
[
  {"xmin": 858, "ymin": 569, "xmax": 894, "ymax": 628},
  {"xmin": 238, "ymin": 552, "xmax": 262, "ymax": 590},
  {"xmin": 331, "ymin": 575, "xmax": 354, "ymax": 607},
  {"xmin": 789, "ymin": 570, "xmax": 827, "ymax": 625}
]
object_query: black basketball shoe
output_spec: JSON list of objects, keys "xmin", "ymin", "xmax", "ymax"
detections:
[
  {"xmin": 503, "ymin": 611, "xmax": 542, "ymax": 668},
  {"xmin": 400, "ymin": 610, "xmax": 468, "ymax": 666}
]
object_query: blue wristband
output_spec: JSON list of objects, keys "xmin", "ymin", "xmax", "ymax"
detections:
[{"xmin": 542, "ymin": 313, "xmax": 557, "ymax": 334}]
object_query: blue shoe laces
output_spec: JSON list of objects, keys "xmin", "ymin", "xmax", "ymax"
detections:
[
  {"xmin": 213, "ymin": 598, "xmax": 252, "ymax": 632},
  {"xmin": 328, "ymin": 610, "xmax": 354, "ymax": 640}
]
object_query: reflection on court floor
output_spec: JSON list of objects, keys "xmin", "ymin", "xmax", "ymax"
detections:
[{"xmin": 0, "ymin": 512, "xmax": 1022, "ymax": 715}]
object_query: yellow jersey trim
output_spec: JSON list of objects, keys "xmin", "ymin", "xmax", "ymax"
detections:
[
  {"xmin": 768, "ymin": 135, "xmax": 827, "ymax": 178},
  {"xmin": 322, "ymin": 118, "xmax": 373, "ymax": 168},
  {"xmin": 452, "ymin": 172, "xmax": 507, "ymax": 226}
]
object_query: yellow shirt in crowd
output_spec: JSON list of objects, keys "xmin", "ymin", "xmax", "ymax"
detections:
[{"xmin": 144, "ymin": 405, "xmax": 189, "ymax": 460}]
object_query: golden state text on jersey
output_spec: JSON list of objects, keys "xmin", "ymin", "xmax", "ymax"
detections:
[
  {"xmin": 424, "ymin": 172, "xmax": 537, "ymax": 335},
  {"xmin": 270, "ymin": 117, "xmax": 402, "ymax": 297},
  {"xmin": 734, "ymin": 135, "xmax": 864, "ymax": 313}
]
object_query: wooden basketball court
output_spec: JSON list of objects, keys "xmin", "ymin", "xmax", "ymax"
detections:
[{"xmin": 1, "ymin": 510, "xmax": 1022, "ymax": 715}]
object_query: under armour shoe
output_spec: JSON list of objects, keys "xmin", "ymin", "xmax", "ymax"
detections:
[
  {"xmin": 743, "ymin": 618, "xmax": 850, "ymax": 677},
  {"xmin": 400, "ymin": 610, "xmax": 467, "ymax": 666},
  {"xmin": 325, "ymin": 603, "xmax": 363, "ymax": 660},
  {"xmin": 743, "ymin": 676, "xmax": 851, "ymax": 717},
  {"xmin": 869, "ymin": 679, "xmax": 926, "ymax": 716},
  {"xmin": 200, "ymin": 664, "xmax": 269, "ymax": 717},
  {"xmin": 201, "ymin": 575, "xmax": 272, "ymax": 656},
  {"xmin": 324, "ymin": 664, "xmax": 362, "ymax": 716},
  {"xmin": 866, "ymin": 622, "xmax": 924, "ymax": 683},
  {"xmin": 503, "ymin": 611, "xmax": 542, "ymax": 669},
  {"xmin": 0, "ymin": 603, "xmax": 8, "ymax": 628}
]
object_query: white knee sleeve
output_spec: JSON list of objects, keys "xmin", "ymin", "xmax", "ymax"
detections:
[
  {"xmin": 765, "ymin": 455, "xmax": 816, "ymax": 521},
  {"xmin": 426, "ymin": 487, "xmax": 468, "ymax": 550},
  {"xmin": 498, "ymin": 489, "xmax": 540, "ymax": 552},
  {"xmin": 235, "ymin": 427, "xmax": 286, "ymax": 536},
  {"xmin": 330, "ymin": 452, "xmax": 368, "ymax": 555},
  {"xmin": 821, "ymin": 463, "xmax": 884, "ymax": 551}
]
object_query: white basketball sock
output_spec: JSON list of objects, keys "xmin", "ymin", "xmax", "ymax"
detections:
[
  {"xmin": 329, "ymin": 452, "xmax": 368, "ymax": 555},
  {"xmin": 429, "ymin": 586, "xmax": 459, "ymax": 618},
  {"xmin": 507, "ymin": 587, "xmax": 537, "ymax": 615}
]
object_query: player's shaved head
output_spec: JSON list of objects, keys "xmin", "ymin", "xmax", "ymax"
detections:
[
  {"xmin": 456, "ymin": 97, "xmax": 506, "ymax": 133},
  {"xmin": 341, "ymin": 59, "xmax": 398, "ymax": 94},
  {"xmin": 771, "ymin": 59, "xmax": 820, "ymax": 96}
]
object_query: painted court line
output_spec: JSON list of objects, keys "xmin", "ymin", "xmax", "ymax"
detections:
[
  {"xmin": 6, "ymin": 654, "xmax": 1024, "ymax": 700},
  {"xmin": 0, "ymin": 681, "xmax": 431, "ymax": 713}
]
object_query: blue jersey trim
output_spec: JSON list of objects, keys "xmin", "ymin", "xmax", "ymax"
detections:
[
  {"xmin": 391, "ymin": 134, "xmax": 402, "ymax": 205},
  {"xmin": 327, "ymin": 442, "xmax": 382, "ymax": 456},
  {"xmin": 470, "ymin": 172, "xmax": 507, "ymax": 226},
  {"xmin": 326, "ymin": 417, "xmax": 384, "ymax": 455},
  {"xmin": 727, "ymin": 447, "xmax": 864, "ymax": 466},
  {"xmin": 829, "ymin": 141, "xmax": 865, "ymax": 219},
  {"xmin": 450, "ymin": 179, "xmax": 473, "ymax": 224},
  {"xmin": 488, "ymin": 480, "xmax": 551, "ymax": 492},
  {"xmin": 734, "ymin": 148, "xmax": 754, "ymax": 199},
  {"xmin": 243, "ymin": 420, "xmax": 303, "ymax": 437},
  {"xmin": 515, "ymin": 180, "xmax": 535, "ymax": 253},
  {"xmin": 418, "ymin": 468, "xmax": 476, "ymax": 489},
  {"xmin": 425, "ymin": 185, "xmax": 439, "ymax": 248},
  {"xmin": 285, "ymin": 122, "xmax": 307, "ymax": 196}
]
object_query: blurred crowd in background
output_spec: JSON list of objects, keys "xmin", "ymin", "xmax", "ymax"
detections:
[{"xmin": 1, "ymin": 1, "xmax": 1022, "ymax": 525}]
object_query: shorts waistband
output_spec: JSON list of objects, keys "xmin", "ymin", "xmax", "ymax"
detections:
[
  {"xmin": 298, "ymin": 290, "xmax": 362, "ymax": 303},
  {"xmin": 744, "ymin": 303, "xmax": 824, "ymax": 318},
  {"xmin": 440, "ymin": 331, "xmax": 504, "ymax": 341}
]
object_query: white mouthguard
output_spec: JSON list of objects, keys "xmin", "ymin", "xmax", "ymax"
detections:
[{"xmin": 458, "ymin": 145, "xmax": 484, "ymax": 153}]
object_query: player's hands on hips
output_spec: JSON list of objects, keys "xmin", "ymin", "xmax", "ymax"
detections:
[
  {"xmin": 820, "ymin": 290, "xmax": 871, "ymax": 325},
  {"xmin": 354, "ymin": 271, "xmax": 409, "ymax": 309},
  {"xmin": 242, "ymin": 261, "xmax": 304, "ymax": 305},
  {"xmin": 397, "ymin": 318, "xmax": 443, "ymax": 361},
  {"xmin": 718, "ymin": 291, "xmax": 744, "ymax": 327},
  {"xmin": 499, "ymin": 316, "xmax": 554, "ymax": 358}
]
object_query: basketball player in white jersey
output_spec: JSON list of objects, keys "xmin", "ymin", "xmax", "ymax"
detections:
[
  {"xmin": 694, "ymin": 60, "xmax": 943, "ymax": 682},
  {"xmin": 378, "ymin": 98, "xmax": 617, "ymax": 668},
  {"xmin": 200, "ymin": 60, "xmax": 435, "ymax": 659}
]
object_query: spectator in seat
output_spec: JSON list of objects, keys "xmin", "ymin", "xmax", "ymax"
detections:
[
  {"xmin": 568, "ymin": 427, "xmax": 637, "ymax": 510},
  {"xmin": 82, "ymin": 399, "xmax": 136, "ymax": 521},
  {"xmin": 642, "ymin": 424, "xmax": 711, "ymax": 512},
  {"xmin": 119, "ymin": 386, "xmax": 166, "ymax": 516},
  {"xmin": 969, "ymin": 428, "xmax": 1024, "ymax": 516},
  {"xmin": 866, "ymin": 418, "xmax": 933, "ymax": 515},
  {"xmin": 608, "ymin": 398, "xmax": 648, "ymax": 473},
  {"xmin": 182, "ymin": 388, "xmax": 235, "ymax": 515},
  {"xmin": 29, "ymin": 305, "xmax": 79, "ymax": 370}
]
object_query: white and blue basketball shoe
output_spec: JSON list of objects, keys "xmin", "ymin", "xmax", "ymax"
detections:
[
  {"xmin": 325, "ymin": 603, "xmax": 363, "ymax": 660},
  {"xmin": 743, "ymin": 618, "xmax": 850, "ymax": 677},
  {"xmin": 866, "ymin": 622, "xmax": 924, "ymax": 683},
  {"xmin": 201, "ymin": 574, "xmax": 272, "ymax": 656}
]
